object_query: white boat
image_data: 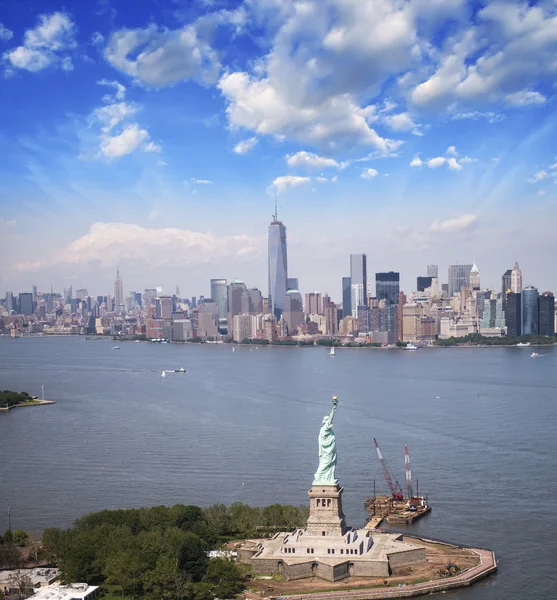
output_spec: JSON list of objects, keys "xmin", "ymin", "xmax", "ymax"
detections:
[
  {"xmin": 232, "ymin": 346, "xmax": 235, "ymax": 352},
  {"xmin": 329, "ymin": 347, "xmax": 335, "ymax": 356},
  {"xmin": 404, "ymin": 343, "xmax": 418, "ymax": 351},
  {"xmin": 175, "ymin": 367, "xmax": 186, "ymax": 373},
  {"xmin": 517, "ymin": 342, "xmax": 530, "ymax": 347},
  {"xmin": 161, "ymin": 370, "xmax": 166, "ymax": 377},
  {"xmin": 531, "ymin": 352, "xmax": 539, "ymax": 358},
  {"xmin": 112, "ymin": 346, "xmax": 120, "ymax": 350}
]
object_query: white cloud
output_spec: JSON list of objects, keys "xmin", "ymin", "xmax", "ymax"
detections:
[
  {"xmin": 219, "ymin": 71, "xmax": 401, "ymax": 151},
  {"xmin": 381, "ymin": 112, "xmax": 421, "ymax": 135},
  {"xmin": 505, "ymin": 90, "xmax": 546, "ymax": 107},
  {"xmin": 98, "ymin": 79, "xmax": 127, "ymax": 101},
  {"xmin": 91, "ymin": 32, "xmax": 104, "ymax": 46},
  {"xmin": 92, "ymin": 102, "xmax": 138, "ymax": 132},
  {"xmin": 286, "ymin": 151, "xmax": 339, "ymax": 169},
  {"xmin": 451, "ymin": 111, "xmax": 505, "ymax": 123},
  {"xmin": 233, "ymin": 137, "xmax": 258, "ymax": 154},
  {"xmin": 429, "ymin": 214, "xmax": 478, "ymax": 234},
  {"xmin": 15, "ymin": 222, "xmax": 263, "ymax": 271},
  {"xmin": 361, "ymin": 168, "xmax": 379, "ymax": 179},
  {"xmin": 316, "ymin": 176, "xmax": 328, "ymax": 183},
  {"xmin": 4, "ymin": 12, "xmax": 76, "ymax": 72},
  {"xmin": 410, "ymin": 147, "xmax": 470, "ymax": 171},
  {"xmin": 0, "ymin": 23, "xmax": 13, "ymax": 41},
  {"xmin": 143, "ymin": 141, "xmax": 162, "ymax": 153},
  {"xmin": 271, "ymin": 175, "xmax": 312, "ymax": 193},
  {"xmin": 105, "ymin": 23, "xmax": 221, "ymax": 87},
  {"xmin": 191, "ymin": 178, "xmax": 212, "ymax": 184},
  {"xmin": 100, "ymin": 124, "xmax": 149, "ymax": 158}
]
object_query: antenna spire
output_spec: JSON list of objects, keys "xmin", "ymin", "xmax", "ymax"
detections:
[{"xmin": 273, "ymin": 192, "xmax": 278, "ymax": 221}]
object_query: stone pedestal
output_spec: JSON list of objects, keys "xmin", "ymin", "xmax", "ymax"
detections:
[{"xmin": 306, "ymin": 484, "xmax": 347, "ymax": 536}]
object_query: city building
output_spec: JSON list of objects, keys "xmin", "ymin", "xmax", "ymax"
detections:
[
  {"xmin": 5, "ymin": 292, "xmax": 13, "ymax": 314},
  {"xmin": 19, "ymin": 292, "xmax": 34, "ymax": 316},
  {"xmin": 228, "ymin": 280, "xmax": 247, "ymax": 320},
  {"xmin": 283, "ymin": 290, "xmax": 304, "ymax": 334},
  {"xmin": 470, "ymin": 261, "xmax": 480, "ymax": 290},
  {"xmin": 325, "ymin": 302, "xmax": 339, "ymax": 335},
  {"xmin": 480, "ymin": 298, "xmax": 505, "ymax": 332},
  {"xmin": 375, "ymin": 272, "xmax": 400, "ymax": 305},
  {"xmin": 538, "ymin": 292, "xmax": 555, "ymax": 336},
  {"xmin": 522, "ymin": 286, "xmax": 539, "ymax": 335},
  {"xmin": 114, "ymin": 267, "xmax": 124, "ymax": 313},
  {"xmin": 305, "ymin": 292, "xmax": 322, "ymax": 316},
  {"xmin": 341, "ymin": 276, "xmax": 351, "ymax": 317},
  {"xmin": 417, "ymin": 276, "xmax": 433, "ymax": 292},
  {"xmin": 501, "ymin": 269, "xmax": 512, "ymax": 311},
  {"xmin": 233, "ymin": 314, "xmax": 256, "ymax": 342},
  {"xmin": 505, "ymin": 292, "xmax": 522, "ymax": 336},
  {"xmin": 172, "ymin": 319, "xmax": 192, "ymax": 341},
  {"xmin": 241, "ymin": 287, "xmax": 263, "ymax": 315},
  {"xmin": 155, "ymin": 296, "xmax": 173, "ymax": 319},
  {"xmin": 210, "ymin": 279, "xmax": 228, "ymax": 319},
  {"xmin": 350, "ymin": 255, "xmax": 367, "ymax": 317},
  {"xmin": 448, "ymin": 264, "xmax": 473, "ymax": 297},
  {"xmin": 402, "ymin": 304, "xmax": 420, "ymax": 342},
  {"xmin": 268, "ymin": 208, "xmax": 288, "ymax": 319},
  {"xmin": 510, "ymin": 262, "xmax": 522, "ymax": 293},
  {"xmin": 427, "ymin": 264, "xmax": 438, "ymax": 278},
  {"xmin": 287, "ymin": 277, "xmax": 299, "ymax": 291}
]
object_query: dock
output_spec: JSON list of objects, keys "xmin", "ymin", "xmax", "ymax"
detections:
[
  {"xmin": 0, "ymin": 400, "xmax": 55, "ymax": 411},
  {"xmin": 364, "ymin": 495, "xmax": 431, "ymax": 528}
]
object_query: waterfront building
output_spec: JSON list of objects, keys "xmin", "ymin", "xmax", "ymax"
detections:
[
  {"xmin": 277, "ymin": 315, "xmax": 288, "ymax": 339},
  {"xmin": 341, "ymin": 276, "xmax": 351, "ymax": 316},
  {"xmin": 417, "ymin": 316, "xmax": 437, "ymax": 342},
  {"xmin": 195, "ymin": 311, "xmax": 218, "ymax": 339},
  {"xmin": 356, "ymin": 305, "xmax": 370, "ymax": 333},
  {"xmin": 417, "ymin": 276, "xmax": 433, "ymax": 292},
  {"xmin": 325, "ymin": 302, "xmax": 339, "ymax": 335},
  {"xmin": 522, "ymin": 286, "xmax": 539, "ymax": 335},
  {"xmin": 241, "ymin": 287, "xmax": 263, "ymax": 315},
  {"xmin": 210, "ymin": 279, "xmax": 228, "ymax": 319},
  {"xmin": 262, "ymin": 316, "xmax": 277, "ymax": 342},
  {"xmin": 386, "ymin": 304, "xmax": 399, "ymax": 343},
  {"xmin": 114, "ymin": 267, "xmax": 124, "ymax": 313},
  {"xmin": 402, "ymin": 304, "xmax": 420, "ymax": 342},
  {"xmin": 510, "ymin": 262, "xmax": 522, "ymax": 293},
  {"xmin": 501, "ymin": 269, "xmax": 512, "ymax": 311},
  {"xmin": 470, "ymin": 261, "xmax": 480, "ymax": 291},
  {"xmin": 233, "ymin": 314, "xmax": 256, "ymax": 342},
  {"xmin": 505, "ymin": 292, "xmax": 522, "ymax": 336},
  {"xmin": 538, "ymin": 292, "xmax": 555, "ymax": 336},
  {"xmin": 287, "ymin": 277, "xmax": 299, "ymax": 291},
  {"xmin": 398, "ymin": 291, "xmax": 406, "ymax": 342},
  {"xmin": 427, "ymin": 264, "xmax": 439, "ymax": 278},
  {"xmin": 305, "ymin": 292, "xmax": 322, "ymax": 316},
  {"xmin": 375, "ymin": 272, "xmax": 399, "ymax": 305},
  {"xmin": 480, "ymin": 298, "xmax": 505, "ymax": 331},
  {"xmin": 172, "ymin": 319, "xmax": 192, "ymax": 341},
  {"xmin": 308, "ymin": 314, "xmax": 327, "ymax": 334},
  {"xmin": 268, "ymin": 210, "xmax": 288, "ymax": 320},
  {"xmin": 339, "ymin": 315, "xmax": 357, "ymax": 336},
  {"xmin": 350, "ymin": 254, "xmax": 367, "ymax": 316},
  {"xmin": 5, "ymin": 292, "xmax": 13, "ymax": 315},
  {"xmin": 448, "ymin": 264, "xmax": 473, "ymax": 297},
  {"xmin": 19, "ymin": 292, "xmax": 34, "ymax": 316},
  {"xmin": 283, "ymin": 290, "xmax": 304, "ymax": 334}
]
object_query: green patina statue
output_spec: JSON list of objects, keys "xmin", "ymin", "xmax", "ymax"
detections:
[{"xmin": 313, "ymin": 395, "xmax": 339, "ymax": 486}]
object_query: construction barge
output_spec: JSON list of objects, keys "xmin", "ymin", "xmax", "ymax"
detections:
[{"xmin": 365, "ymin": 439, "xmax": 432, "ymax": 528}]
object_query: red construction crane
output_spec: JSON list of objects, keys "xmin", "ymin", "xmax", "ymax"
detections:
[
  {"xmin": 373, "ymin": 438, "xmax": 404, "ymax": 501},
  {"xmin": 405, "ymin": 445, "xmax": 413, "ymax": 500}
]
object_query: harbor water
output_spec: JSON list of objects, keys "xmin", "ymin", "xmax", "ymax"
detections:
[{"xmin": 1, "ymin": 336, "xmax": 556, "ymax": 599}]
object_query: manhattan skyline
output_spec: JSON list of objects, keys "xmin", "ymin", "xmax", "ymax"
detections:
[{"xmin": 1, "ymin": 0, "xmax": 557, "ymax": 296}]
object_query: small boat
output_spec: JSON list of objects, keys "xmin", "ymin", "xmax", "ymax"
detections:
[
  {"xmin": 531, "ymin": 352, "xmax": 539, "ymax": 358},
  {"xmin": 517, "ymin": 342, "xmax": 530, "ymax": 347},
  {"xmin": 161, "ymin": 370, "xmax": 166, "ymax": 377},
  {"xmin": 174, "ymin": 368, "xmax": 186, "ymax": 373},
  {"xmin": 404, "ymin": 343, "xmax": 418, "ymax": 351},
  {"xmin": 112, "ymin": 346, "xmax": 120, "ymax": 350},
  {"xmin": 232, "ymin": 346, "xmax": 235, "ymax": 352},
  {"xmin": 329, "ymin": 347, "xmax": 335, "ymax": 356}
]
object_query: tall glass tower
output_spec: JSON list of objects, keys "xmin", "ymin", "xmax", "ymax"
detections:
[
  {"xmin": 210, "ymin": 279, "xmax": 228, "ymax": 319},
  {"xmin": 268, "ymin": 207, "xmax": 288, "ymax": 320},
  {"xmin": 522, "ymin": 285, "xmax": 539, "ymax": 335},
  {"xmin": 350, "ymin": 254, "xmax": 367, "ymax": 317}
]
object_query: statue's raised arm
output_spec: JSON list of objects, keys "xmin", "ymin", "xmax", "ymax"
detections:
[{"xmin": 313, "ymin": 396, "xmax": 339, "ymax": 486}]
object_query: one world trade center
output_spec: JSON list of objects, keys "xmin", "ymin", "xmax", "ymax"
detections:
[{"xmin": 268, "ymin": 206, "xmax": 288, "ymax": 320}]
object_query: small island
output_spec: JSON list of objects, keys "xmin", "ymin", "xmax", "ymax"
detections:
[{"xmin": 0, "ymin": 390, "xmax": 55, "ymax": 411}]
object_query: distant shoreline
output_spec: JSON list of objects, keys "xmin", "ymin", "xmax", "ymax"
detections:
[{"xmin": 0, "ymin": 400, "xmax": 55, "ymax": 411}]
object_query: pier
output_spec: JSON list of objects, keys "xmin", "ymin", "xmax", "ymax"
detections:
[{"xmin": 0, "ymin": 400, "xmax": 55, "ymax": 411}]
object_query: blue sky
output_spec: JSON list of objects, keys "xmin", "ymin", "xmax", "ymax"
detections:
[{"xmin": 1, "ymin": 0, "xmax": 557, "ymax": 300}]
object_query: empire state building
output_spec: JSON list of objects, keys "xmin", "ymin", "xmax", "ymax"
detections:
[
  {"xmin": 114, "ymin": 267, "xmax": 124, "ymax": 314},
  {"xmin": 268, "ymin": 207, "xmax": 288, "ymax": 320}
]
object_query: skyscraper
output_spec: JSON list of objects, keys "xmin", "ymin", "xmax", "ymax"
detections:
[
  {"xmin": 505, "ymin": 292, "xmax": 521, "ymax": 336},
  {"xmin": 341, "ymin": 277, "xmax": 351, "ymax": 317},
  {"xmin": 241, "ymin": 288, "xmax": 263, "ymax": 315},
  {"xmin": 114, "ymin": 267, "xmax": 124, "ymax": 313},
  {"xmin": 522, "ymin": 286, "xmax": 539, "ymax": 335},
  {"xmin": 350, "ymin": 254, "xmax": 367, "ymax": 316},
  {"xmin": 5, "ymin": 292, "xmax": 14, "ymax": 314},
  {"xmin": 305, "ymin": 292, "xmax": 322, "ymax": 315},
  {"xmin": 538, "ymin": 292, "xmax": 555, "ymax": 336},
  {"xmin": 510, "ymin": 262, "xmax": 522, "ymax": 293},
  {"xmin": 470, "ymin": 261, "xmax": 480, "ymax": 290},
  {"xmin": 427, "ymin": 264, "xmax": 439, "ymax": 278},
  {"xmin": 283, "ymin": 290, "xmax": 303, "ymax": 333},
  {"xmin": 375, "ymin": 272, "xmax": 400, "ymax": 305},
  {"xmin": 448, "ymin": 264, "xmax": 473, "ymax": 297},
  {"xmin": 210, "ymin": 279, "xmax": 228, "ymax": 319},
  {"xmin": 286, "ymin": 278, "xmax": 299, "ymax": 291},
  {"xmin": 19, "ymin": 292, "xmax": 34, "ymax": 316},
  {"xmin": 501, "ymin": 269, "xmax": 512, "ymax": 311},
  {"xmin": 228, "ymin": 280, "xmax": 247, "ymax": 320},
  {"xmin": 268, "ymin": 207, "xmax": 288, "ymax": 320},
  {"xmin": 417, "ymin": 276, "xmax": 433, "ymax": 292}
]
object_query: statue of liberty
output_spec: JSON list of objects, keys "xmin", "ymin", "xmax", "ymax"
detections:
[{"xmin": 313, "ymin": 396, "xmax": 339, "ymax": 486}]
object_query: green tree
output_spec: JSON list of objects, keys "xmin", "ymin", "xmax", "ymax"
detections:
[
  {"xmin": 203, "ymin": 504, "xmax": 230, "ymax": 537},
  {"xmin": 177, "ymin": 532, "xmax": 208, "ymax": 582},
  {"xmin": 104, "ymin": 549, "xmax": 147, "ymax": 599},
  {"xmin": 42, "ymin": 528, "xmax": 63, "ymax": 563},
  {"xmin": 12, "ymin": 530, "xmax": 30, "ymax": 547},
  {"xmin": 203, "ymin": 558, "xmax": 245, "ymax": 599}
]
